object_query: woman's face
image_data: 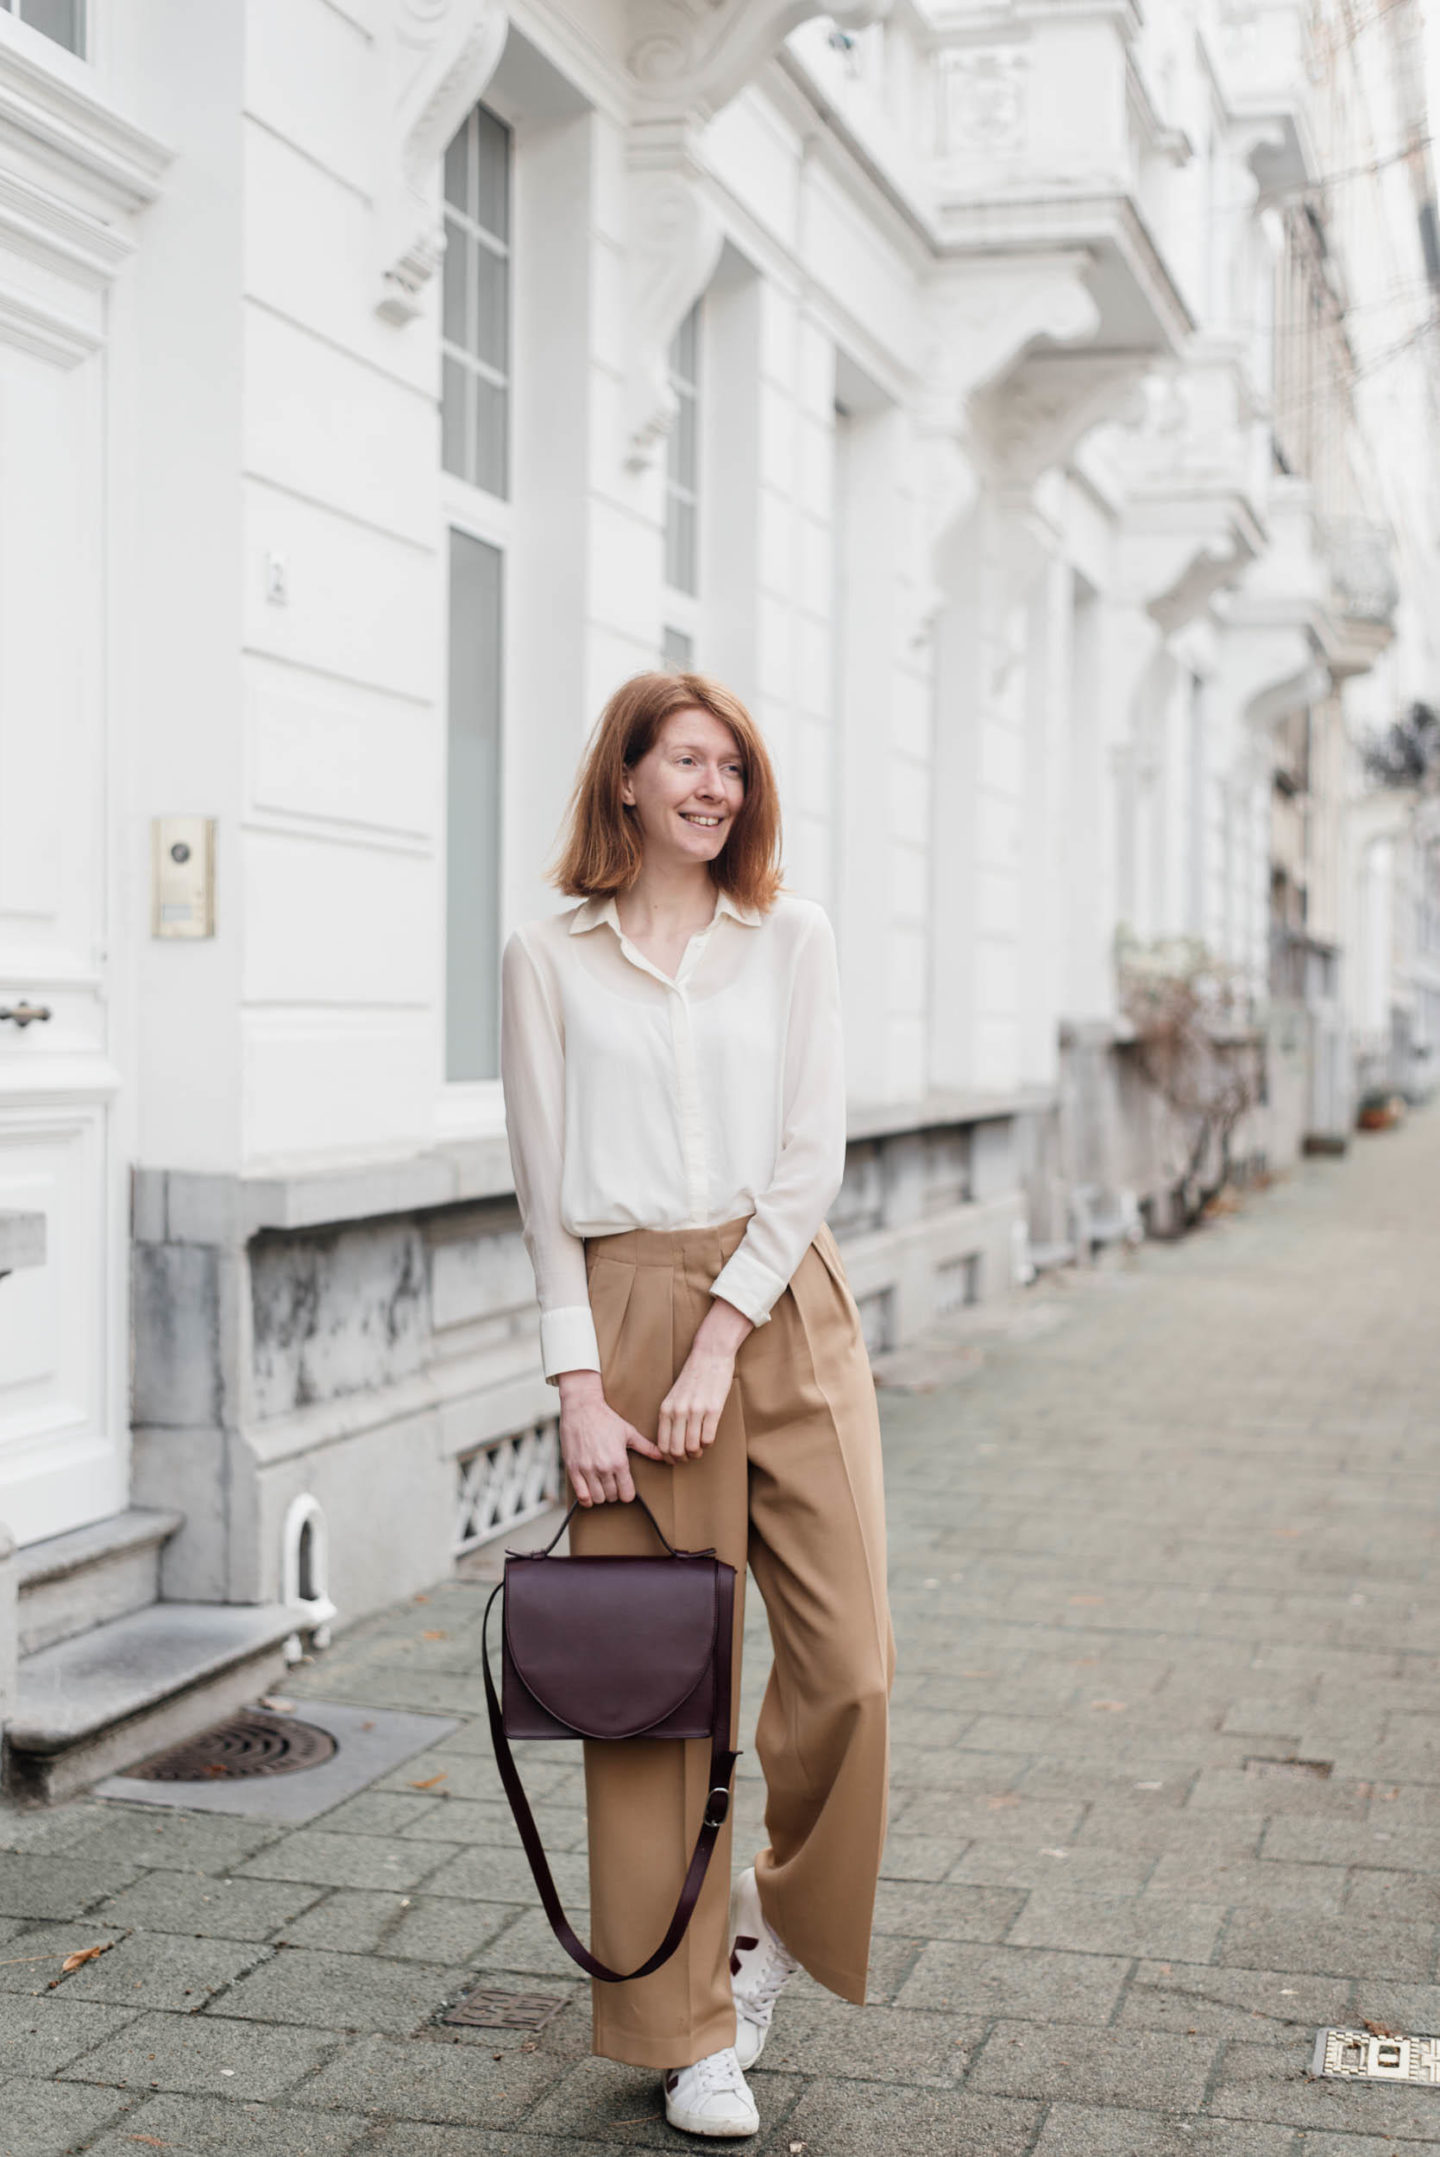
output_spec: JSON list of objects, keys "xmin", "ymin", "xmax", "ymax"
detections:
[{"xmin": 622, "ymin": 707, "xmax": 746, "ymax": 869}]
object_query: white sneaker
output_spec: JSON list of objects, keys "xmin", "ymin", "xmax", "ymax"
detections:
[
  {"xmin": 662, "ymin": 2046, "xmax": 760, "ymax": 2138},
  {"xmin": 728, "ymin": 1865, "xmax": 800, "ymax": 2071}
]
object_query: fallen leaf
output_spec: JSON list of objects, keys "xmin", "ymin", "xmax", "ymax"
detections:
[
  {"xmin": 422, "ymin": 1630, "xmax": 449, "ymax": 1641},
  {"xmin": 1090, "ymin": 1700, "xmax": 1128, "ymax": 1712},
  {"xmin": 1364, "ymin": 2019, "xmax": 1403, "ymax": 2040},
  {"xmin": 60, "ymin": 1944, "xmax": 112, "ymax": 1974},
  {"xmin": 129, "ymin": 2140, "xmax": 169, "ymax": 2149},
  {"xmin": 413, "ymin": 1594, "xmax": 430, "ymax": 1604},
  {"xmin": 986, "ymin": 1794, "xmax": 1021, "ymax": 1810},
  {"xmin": 790, "ymin": 2145, "xmax": 807, "ymax": 2153},
  {"xmin": 410, "ymin": 1772, "xmax": 448, "ymax": 1789},
  {"xmin": 260, "ymin": 1697, "xmax": 295, "ymax": 1714}
]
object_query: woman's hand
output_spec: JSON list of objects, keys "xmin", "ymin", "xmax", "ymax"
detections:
[
  {"xmin": 555, "ymin": 1371, "xmax": 664, "ymax": 1507},
  {"xmin": 657, "ymin": 1297, "xmax": 754, "ymax": 1462}
]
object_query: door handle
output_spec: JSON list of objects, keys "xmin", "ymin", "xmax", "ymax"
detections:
[{"xmin": 0, "ymin": 1002, "xmax": 52, "ymax": 1029}]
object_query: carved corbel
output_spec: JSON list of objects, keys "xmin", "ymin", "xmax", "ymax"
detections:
[
  {"xmin": 627, "ymin": 0, "xmax": 892, "ymax": 120},
  {"xmin": 376, "ymin": 0, "xmax": 509, "ymax": 325},
  {"xmin": 909, "ymin": 255, "xmax": 1097, "ymax": 637},
  {"xmin": 983, "ymin": 349, "xmax": 1151, "ymax": 491},
  {"xmin": 624, "ymin": 120, "xmax": 724, "ymax": 471}
]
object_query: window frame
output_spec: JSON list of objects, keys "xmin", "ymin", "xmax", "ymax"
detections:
[
  {"xmin": 441, "ymin": 101, "xmax": 514, "ymax": 502},
  {"xmin": 437, "ymin": 99, "xmax": 517, "ymax": 1137},
  {"xmin": 0, "ymin": 0, "xmax": 86, "ymax": 57}
]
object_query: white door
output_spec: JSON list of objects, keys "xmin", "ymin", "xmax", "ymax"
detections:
[{"xmin": 0, "ymin": 325, "xmax": 127, "ymax": 1547}]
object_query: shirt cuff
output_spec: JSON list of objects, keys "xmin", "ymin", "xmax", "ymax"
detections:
[
  {"xmin": 709, "ymin": 1244, "xmax": 789, "ymax": 1330},
  {"xmin": 539, "ymin": 1304, "xmax": 602, "ymax": 1384}
]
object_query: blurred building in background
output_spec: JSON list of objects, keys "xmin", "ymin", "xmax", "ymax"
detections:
[{"xmin": 2, "ymin": 0, "xmax": 1440, "ymax": 1792}]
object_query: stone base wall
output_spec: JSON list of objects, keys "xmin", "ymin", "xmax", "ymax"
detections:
[{"xmin": 130, "ymin": 1114, "xmax": 1031, "ymax": 1630}]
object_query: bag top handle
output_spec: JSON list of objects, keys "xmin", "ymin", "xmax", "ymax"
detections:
[{"xmin": 522, "ymin": 1490, "xmax": 712, "ymax": 1562}]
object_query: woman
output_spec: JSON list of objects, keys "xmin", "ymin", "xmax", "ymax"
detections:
[{"xmin": 500, "ymin": 670, "xmax": 893, "ymax": 2138}]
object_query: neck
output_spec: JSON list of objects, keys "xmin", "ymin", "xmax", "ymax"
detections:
[{"xmin": 618, "ymin": 857, "xmax": 718, "ymax": 933}]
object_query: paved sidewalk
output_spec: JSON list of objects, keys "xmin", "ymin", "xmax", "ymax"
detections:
[{"xmin": 4, "ymin": 1110, "xmax": 1440, "ymax": 2155}]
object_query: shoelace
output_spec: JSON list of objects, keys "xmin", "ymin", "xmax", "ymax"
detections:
[
  {"xmin": 737, "ymin": 1934, "xmax": 800, "ymax": 2023},
  {"xmin": 688, "ymin": 2048, "xmax": 748, "ymax": 2098}
]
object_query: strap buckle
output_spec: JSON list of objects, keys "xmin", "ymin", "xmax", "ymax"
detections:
[{"xmin": 703, "ymin": 1786, "xmax": 731, "ymax": 1829}]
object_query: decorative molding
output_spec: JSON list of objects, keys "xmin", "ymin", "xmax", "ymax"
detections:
[
  {"xmin": 937, "ymin": 43, "xmax": 1029, "ymax": 161},
  {"xmin": 376, "ymin": 0, "xmax": 509, "ymax": 325},
  {"xmin": 0, "ymin": 168, "xmax": 134, "ymax": 288},
  {"xmin": 626, "ymin": 0, "xmax": 892, "ymax": 121},
  {"xmin": 0, "ymin": 37, "xmax": 170, "ymax": 214},
  {"xmin": 623, "ymin": 117, "xmax": 723, "ymax": 470},
  {"xmin": 0, "ymin": 281, "xmax": 102, "ymax": 368}
]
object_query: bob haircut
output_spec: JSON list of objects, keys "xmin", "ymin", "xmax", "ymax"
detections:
[{"xmin": 550, "ymin": 671, "xmax": 784, "ymax": 912}]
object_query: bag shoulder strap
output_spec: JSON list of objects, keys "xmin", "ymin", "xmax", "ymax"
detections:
[{"xmin": 480, "ymin": 1561, "xmax": 738, "ymax": 1985}]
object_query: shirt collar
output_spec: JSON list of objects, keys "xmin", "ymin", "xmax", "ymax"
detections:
[{"xmin": 568, "ymin": 889, "xmax": 763, "ymax": 936}]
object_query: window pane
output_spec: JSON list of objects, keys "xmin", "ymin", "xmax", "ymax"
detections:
[
  {"xmin": 473, "ymin": 243, "xmax": 508, "ymax": 374},
  {"xmin": 447, "ymin": 530, "xmax": 504, "ymax": 1082},
  {"xmin": 442, "ymin": 216, "xmax": 469, "ymax": 350},
  {"xmin": 20, "ymin": 0, "xmax": 83, "ymax": 50},
  {"xmin": 668, "ymin": 388, "xmax": 696, "ymax": 492},
  {"xmin": 474, "ymin": 106, "xmax": 510, "ymax": 240},
  {"xmin": 666, "ymin": 497, "xmax": 697, "ymax": 595},
  {"xmin": 662, "ymin": 626, "xmax": 694, "ymax": 670},
  {"xmin": 670, "ymin": 304, "xmax": 698, "ymax": 385},
  {"xmin": 442, "ymin": 354, "xmax": 469, "ymax": 480},
  {"xmin": 473, "ymin": 375, "xmax": 508, "ymax": 498},
  {"xmin": 444, "ymin": 120, "xmax": 470, "ymax": 215}
]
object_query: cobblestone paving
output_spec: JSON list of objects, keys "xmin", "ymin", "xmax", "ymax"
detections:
[{"xmin": 4, "ymin": 1111, "xmax": 1440, "ymax": 2154}]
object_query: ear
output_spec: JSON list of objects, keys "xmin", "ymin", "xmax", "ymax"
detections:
[{"xmin": 620, "ymin": 768, "xmax": 636, "ymax": 806}]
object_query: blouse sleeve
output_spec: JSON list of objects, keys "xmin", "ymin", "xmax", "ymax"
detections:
[
  {"xmin": 709, "ymin": 905, "xmax": 847, "ymax": 1328},
  {"xmin": 500, "ymin": 929, "xmax": 602, "ymax": 1383}
]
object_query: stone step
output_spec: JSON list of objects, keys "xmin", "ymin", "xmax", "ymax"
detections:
[
  {"xmin": 4, "ymin": 1601, "xmax": 296, "ymax": 1805},
  {"xmin": 16, "ymin": 1508, "xmax": 185, "ymax": 1658}
]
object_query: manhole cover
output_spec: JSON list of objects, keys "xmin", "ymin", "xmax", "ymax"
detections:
[
  {"xmin": 442, "ymin": 1987, "xmax": 567, "ymax": 2032},
  {"xmin": 129, "ymin": 1710, "xmax": 338, "ymax": 1782},
  {"xmin": 1314, "ymin": 2027, "xmax": 1440, "ymax": 2085}
]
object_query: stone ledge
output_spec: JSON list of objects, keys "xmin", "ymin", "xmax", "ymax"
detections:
[{"xmin": 134, "ymin": 1091, "xmax": 1058, "ymax": 1247}]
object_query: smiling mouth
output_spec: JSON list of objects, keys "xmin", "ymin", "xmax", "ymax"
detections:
[{"xmin": 680, "ymin": 812, "xmax": 724, "ymax": 828}]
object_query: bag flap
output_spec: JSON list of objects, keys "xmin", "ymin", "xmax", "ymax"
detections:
[{"xmin": 504, "ymin": 1554, "xmax": 719, "ymax": 1740}]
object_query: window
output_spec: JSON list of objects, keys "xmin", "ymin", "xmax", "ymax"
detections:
[
  {"xmin": 661, "ymin": 625, "xmax": 693, "ymax": 670},
  {"xmin": 442, "ymin": 104, "xmax": 511, "ymax": 498},
  {"xmin": 446, "ymin": 530, "xmax": 504, "ymax": 1081},
  {"xmin": 664, "ymin": 304, "xmax": 700, "ymax": 594},
  {"xmin": 1, "ymin": 0, "xmax": 84, "ymax": 52}
]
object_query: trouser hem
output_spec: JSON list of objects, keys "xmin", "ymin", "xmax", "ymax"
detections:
[{"xmin": 592, "ymin": 2005, "xmax": 738, "ymax": 2072}]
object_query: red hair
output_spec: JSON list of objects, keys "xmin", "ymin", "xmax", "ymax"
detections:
[{"xmin": 550, "ymin": 671, "xmax": 783, "ymax": 910}]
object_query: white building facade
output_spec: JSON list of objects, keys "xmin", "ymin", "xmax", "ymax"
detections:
[{"xmin": 1, "ymin": 0, "xmax": 1438, "ymax": 1794}]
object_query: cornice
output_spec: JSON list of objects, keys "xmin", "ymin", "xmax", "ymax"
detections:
[{"xmin": 0, "ymin": 34, "xmax": 170, "ymax": 213}]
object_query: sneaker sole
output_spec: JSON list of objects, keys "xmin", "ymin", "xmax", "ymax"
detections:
[{"xmin": 664, "ymin": 2100, "xmax": 760, "ymax": 2139}]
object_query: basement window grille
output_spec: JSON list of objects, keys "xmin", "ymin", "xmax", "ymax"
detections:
[{"xmin": 456, "ymin": 1419, "xmax": 561, "ymax": 1553}]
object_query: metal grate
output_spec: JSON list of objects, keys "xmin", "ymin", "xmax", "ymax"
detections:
[
  {"xmin": 442, "ymin": 1987, "xmax": 568, "ymax": 2032},
  {"xmin": 128, "ymin": 1710, "xmax": 337, "ymax": 1782},
  {"xmin": 456, "ymin": 1419, "xmax": 561, "ymax": 1554},
  {"xmin": 1314, "ymin": 2027, "xmax": 1440, "ymax": 2085}
]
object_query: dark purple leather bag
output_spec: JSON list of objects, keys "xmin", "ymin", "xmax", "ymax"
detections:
[{"xmin": 481, "ymin": 1494, "xmax": 738, "ymax": 1983}]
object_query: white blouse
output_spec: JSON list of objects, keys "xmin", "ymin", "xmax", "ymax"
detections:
[{"xmin": 500, "ymin": 889, "xmax": 847, "ymax": 1380}]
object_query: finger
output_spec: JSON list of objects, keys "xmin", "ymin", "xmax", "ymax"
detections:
[
  {"xmin": 685, "ymin": 1408, "xmax": 704, "ymax": 1457},
  {"xmin": 626, "ymin": 1426, "xmax": 666, "ymax": 1461},
  {"xmin": 699, "ymin": 1408, "xmax": 719, "ymax": 1451},
  {"xmin": 616, "ymin": 1462, "xmax": 637, "ymax": 1504},
  {"xmin": 570, "ymin": 1470, "xmax": 594, "ymax": 1508},
  {"xmin": 657, "ymin": 1404, "xmax": 678, "ymax": 1458}
]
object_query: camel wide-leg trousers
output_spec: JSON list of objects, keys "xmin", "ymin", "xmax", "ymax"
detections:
[{"xmin": 569, "ymin": 1215, "xmax": 894, "ymax": 2071}]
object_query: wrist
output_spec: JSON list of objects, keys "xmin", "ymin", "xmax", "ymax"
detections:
[{"xmin": 556, "ymin": 1368, "xmax": 604, "ymax": 1402}]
